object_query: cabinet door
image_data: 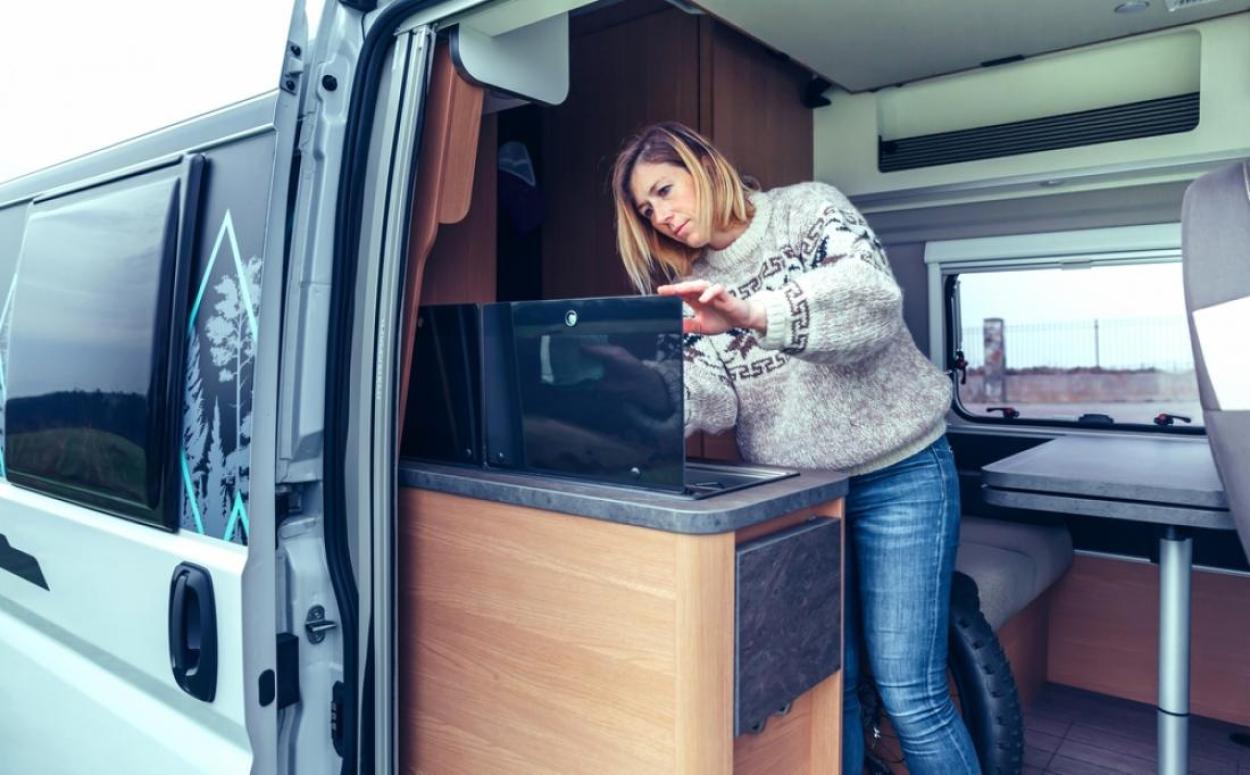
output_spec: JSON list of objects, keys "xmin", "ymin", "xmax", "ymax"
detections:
[
  {"xmin": 542, "ymin": 6, "xmax": 702, "ymax": 300},
  {"xmin": 702, "ymin": 22, "xmax": 814, "ymax": 191}
]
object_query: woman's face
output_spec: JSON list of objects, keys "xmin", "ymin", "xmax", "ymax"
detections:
[{"xmin": 628, "ymin": 161, "xmax": 706, "ymax": 248}]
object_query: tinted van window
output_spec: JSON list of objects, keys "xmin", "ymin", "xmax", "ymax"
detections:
[{"xmin": 4, "ymin": 161, "xmax": 197, "ymax": 527}]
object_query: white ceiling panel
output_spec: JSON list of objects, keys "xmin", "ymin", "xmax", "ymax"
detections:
[{"xmin": 691, "ymin": 0, "xmax": 1250, "ymax": 91}]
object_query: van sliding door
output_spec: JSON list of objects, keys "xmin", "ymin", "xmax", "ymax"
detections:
[{"xmin": 0, "ymin": 5, "xmax": 307, "ymax": 774}]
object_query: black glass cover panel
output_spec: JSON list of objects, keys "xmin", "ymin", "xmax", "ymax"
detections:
[
  {"xmin": 401, "ymin": 304, "xmax": 482, "ymax": 466},
  {"xmin": 491, "ymin": 296, "xmax": 685, "ymax": 491},
  {"xmin": 481, "ymin": 301, "xmax": 522, "ymax": 468},
  {"xmin": 5, "ymin": 159, "xmax": 199, "ymax": 528}
]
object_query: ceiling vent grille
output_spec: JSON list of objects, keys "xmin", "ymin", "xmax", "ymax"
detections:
[{"xmin": 877, "ymin": 92, "xmax": 1199, "ymax": 172}]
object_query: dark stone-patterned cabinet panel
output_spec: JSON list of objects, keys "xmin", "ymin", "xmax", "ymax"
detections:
[{"xmin": 735, "ymin": 516, "xmax": 842, "ymax": 736}]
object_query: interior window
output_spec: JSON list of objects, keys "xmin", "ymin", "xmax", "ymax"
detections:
[{"xmin": 949, "ymin": 260, "xmax": 1202, "ymax": 430}]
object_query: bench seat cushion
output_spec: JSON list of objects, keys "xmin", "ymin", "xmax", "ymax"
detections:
[{"xmin": 956, "ymin": 516, "xmax": 1074, "ymax": 630}]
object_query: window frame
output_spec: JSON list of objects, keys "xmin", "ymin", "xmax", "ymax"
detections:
[{"xmin": 924, "ymin": 223, "xmax": 1204, "ymax": 436}]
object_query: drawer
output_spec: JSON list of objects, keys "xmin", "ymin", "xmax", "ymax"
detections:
[{"xmin": 735, "ymin": 516, "xmax": 842, "ymax": 736}]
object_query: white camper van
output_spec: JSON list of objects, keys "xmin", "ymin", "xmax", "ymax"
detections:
[{"xmin": 0, "ymin": 1, "xmax": 1247, "ymax": 774}]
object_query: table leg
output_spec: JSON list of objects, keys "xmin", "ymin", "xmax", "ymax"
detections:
[{"xmin": 1157, "ymin": 526, "xmax": 1191, "ymax": 775}]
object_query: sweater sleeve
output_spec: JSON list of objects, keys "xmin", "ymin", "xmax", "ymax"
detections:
[
  {"xmin": 682, "ymin": 332, "xmax": 738, "ymax": 437},
  {"xmin": 609, "ymin": 349, "xmax": 686, "ymax": 444},
  {"xmin": 750, "ymin": 200, "xmax": 903, "ymax": 365}
]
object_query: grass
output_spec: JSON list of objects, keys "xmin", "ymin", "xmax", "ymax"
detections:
[{"xmin": 7, "ymin": 427, "xmax": 148, "ymax": 502}]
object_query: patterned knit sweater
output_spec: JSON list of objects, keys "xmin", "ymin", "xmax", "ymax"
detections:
[{"xmin": 683, "ymin": 182, "xmax": 951, "ymax": 475}]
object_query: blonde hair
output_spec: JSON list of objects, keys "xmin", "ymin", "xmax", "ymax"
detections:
[{"xmin": 611, "ymin": 122, "xmax": 755, "ymax": 292}]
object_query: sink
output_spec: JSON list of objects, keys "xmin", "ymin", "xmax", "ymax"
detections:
[{"xmin": 682, "ymin": 461, "xmax": 798, "ymax": 499}]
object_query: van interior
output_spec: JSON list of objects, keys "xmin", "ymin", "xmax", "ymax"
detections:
[
  {"xmin": 396, "ymin": 0, "xmax": 1250, "ymax": 772},
  {"xmin": 3, "ymin": 0, "xmax": 1248, "ymax": 773}
]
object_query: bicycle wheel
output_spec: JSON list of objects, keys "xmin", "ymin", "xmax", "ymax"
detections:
[{"xmin": 948, "ymin": 571, "xmax": 1024, "ymax": 774}]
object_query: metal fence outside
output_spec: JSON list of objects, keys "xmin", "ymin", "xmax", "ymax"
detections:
[{"xmin": 959, "ymin": 316, "xmax": 1194, "ymax": 371}]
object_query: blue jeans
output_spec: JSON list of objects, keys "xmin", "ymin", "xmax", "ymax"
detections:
[{"xmin": 842, "ymin": 436, "xmax": 980, "ymax": 774}]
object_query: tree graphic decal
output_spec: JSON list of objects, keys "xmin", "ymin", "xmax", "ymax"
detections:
[
  {"xmin": 181, "ymin": 334, "xmax": 208, "ymax": 532},
  {"xmin": 205, "ymin": 399, "xmax": 228, "ymax": 532},
  {"xmin": 181, "ymin": 211, "xmax": 262, "ymax": 544},
  {"xmin": 207, "ymin": 253, "xmax": 261, "ymax": 523}
]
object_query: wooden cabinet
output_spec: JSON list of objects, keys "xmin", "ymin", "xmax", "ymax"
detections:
[
  {"xmin": 398, "ymin": 489, "xmax": 843, "ymax": 774},
  {"xmin": 541, "ymin": 1, "xmax": 814, "ymax": 301}
]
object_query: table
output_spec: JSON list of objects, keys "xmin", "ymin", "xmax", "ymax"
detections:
[{"xmin": 981, "ymin": 435, "xmax": 1233, "ymax": 775}]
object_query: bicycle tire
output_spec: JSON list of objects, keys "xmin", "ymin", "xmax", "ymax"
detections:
[{"xmin": 948, "ymin": 571, "xmax": 1025, "ymax": 774}]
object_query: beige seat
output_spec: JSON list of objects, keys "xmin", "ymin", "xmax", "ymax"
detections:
[{"xmin": 956, "ymin": 516, "xmax": 1073, "ymax": 630}]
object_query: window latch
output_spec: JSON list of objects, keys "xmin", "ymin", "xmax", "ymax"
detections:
[
  {"xmin": 1154, "ymin": 412, "xmax": 1193, "ymax": 427},
  {"xmin": 951, "ymin": 350, "xmax": 968, "ymax": 385},
  {"xmin": 986, "ymin": 406, "xmax": 1019, "ymax": 419}
]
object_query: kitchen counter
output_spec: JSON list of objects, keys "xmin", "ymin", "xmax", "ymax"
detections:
[{"xmin": 399, "ymin": 459, "xmax": 850, "ymax": 534}]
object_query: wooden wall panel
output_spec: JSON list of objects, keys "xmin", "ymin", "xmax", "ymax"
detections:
[
  {"xmin": 702, "ymin": 430, "xmax": 742, "ymax": 463},
  {"xmin": 733, "ymin": 673, "xmax": 842, "ymax": 775},
  {"xmin": 704, "ymin": 22, "xmax": 813, "ymax": 191},
  {"xmin": 995, "ymin": 590, "xmax": 1051, "ymax": 711},
  {"xmin": 419, "ymin": 114, "xmax": 498, "ymax": 305},
  {"xmin": 1048, "ymin": 553, "xmax": 1250, "ymax": 727},
  {"xmin": 570, "ymin": 0, "xmax": 672, "ymax": 36},
  {"xmin": 542, "ymin": 7, "xmax": 701, "ymax": 300},
  {"xmin": 398, "ymin": 45, "xmax": 484, "ymax": 432},
  {"xmin": 676, "ymin": 531, "xmax": 736, "ymax": 773}
]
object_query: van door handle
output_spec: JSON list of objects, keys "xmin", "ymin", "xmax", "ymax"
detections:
[{"xmin": 168, "ymin": 562, "xmax": 218, "ymax": 702}]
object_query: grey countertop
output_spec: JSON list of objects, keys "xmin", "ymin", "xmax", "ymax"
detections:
[
  {"xmin": 398, "ymin": 460, "xmax": 849, "ymax": 534},
  {"xmin": 982, "ymin": 435, "xmax": 1234, "ymax": 530}
]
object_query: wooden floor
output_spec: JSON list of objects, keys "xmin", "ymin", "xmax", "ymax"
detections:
[{"xmin": 1026, "ymin": 684, "xmax": 1250, "ymax": 774}]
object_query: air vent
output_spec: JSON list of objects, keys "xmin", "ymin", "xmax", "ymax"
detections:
[
  {"xmin": 878, "ymin": 92, "xmax": 1199, "ymax": 172},
  {"xmin": 1165, "ymin": 0, "xmax": 1222, "ymax": 10}
]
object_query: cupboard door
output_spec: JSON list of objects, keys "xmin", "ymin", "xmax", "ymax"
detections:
[{"xmin": 543, "ymin": 7, "xmax": 701, "ymax": 300}]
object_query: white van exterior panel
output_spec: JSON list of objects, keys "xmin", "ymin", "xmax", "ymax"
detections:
[{"xmin": 0, "ymin": 485, "xmax": 251, "ymax": 774}]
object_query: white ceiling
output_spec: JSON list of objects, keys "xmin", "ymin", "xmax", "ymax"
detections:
[{"xmin": 691, "ymin": 0, "xmax": 1250, "ymax": 92}]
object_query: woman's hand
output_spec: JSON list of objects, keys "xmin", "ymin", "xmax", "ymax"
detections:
[
  {"xmin": 579, "ymin": 343, "xmax": 674, "ymax": 416},
  {"xmin": 657, "ymin": 280, "xmax": 767, "ymax": 336}
]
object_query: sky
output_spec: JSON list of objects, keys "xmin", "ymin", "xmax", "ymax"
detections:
[
  {"xmin": 0, "ymin": 1, "xmax": 296, "ymax": 183},
  {"xmin": 956, "ymin": 261, "xmax": 1193, "ymax": 370},
  {"xmin": 6, "ymin": 178, "xmax": 172, "ymax": 397},
  {"xmin": 958, "ymin": 261, "xmax": 1187, "ymax": 326}
]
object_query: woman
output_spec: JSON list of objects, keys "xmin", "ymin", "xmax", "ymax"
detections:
[{"xmin": 611, "ymin": 122, "xmax": 979, "ymax": 774}]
